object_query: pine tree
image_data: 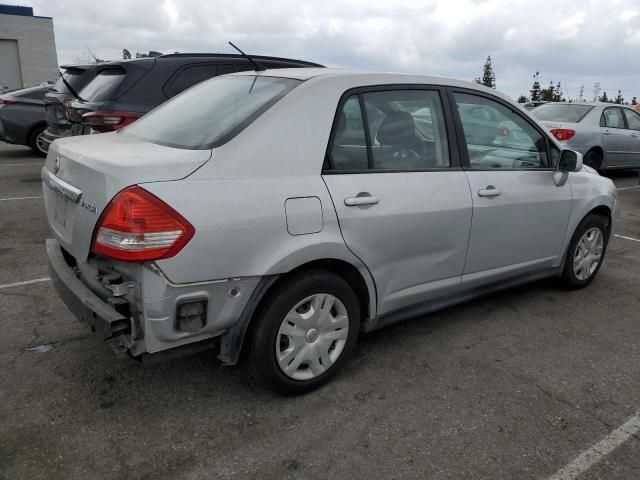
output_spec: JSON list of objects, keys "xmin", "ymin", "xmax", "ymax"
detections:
[
  {"xmin": 477, "ymin": 56, "xmax": 496, "ymax": 89},
  {"xmin": 540, "ymin": 81, "xmax": 556, "ymax": 102},
  {"xmin": 614, "ymin": 90, "xmax": 624, "ymax": 104},
  {"xmin": 530, "ymin": 72, "xmax": 541, "ymax": 101},
  {"xmin": 517, "ymin": 94, "xmax": 528, "ymax": 103},
  {"xmin": 553, "ymin": 82, "xmax": 563, "ymax": 102},
  {"xmin": 599, "ymin": 91, "xmax": 609, "ymax": 103}
]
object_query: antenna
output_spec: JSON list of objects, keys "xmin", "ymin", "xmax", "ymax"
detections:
[
  {"xmin": 84, "ymin": 45, "xmax": 99, "ymax": 62},
  {"xmin": 228, "ymin": 42, "xmax": 266, "ymax": 71}
]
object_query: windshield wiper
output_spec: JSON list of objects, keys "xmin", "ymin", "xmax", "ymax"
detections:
[
  {"xmin": 228, "ymin": 41, "xmax": 266, "ymax": 71},
  {"xmin": 58, "ymin": 70, "xmax": 86, "ymax": 102}
]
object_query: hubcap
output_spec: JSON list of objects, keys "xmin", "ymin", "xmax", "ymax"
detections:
[
  {"xmin": 276, "ymin": 293, "xmax": 349, "ymax": 381},
  {"xmin": 36, "ymin": 132, "xmax": 47, "ymax": 154},
  {"xmin": 573, "ymin": 227, "xmax": 604, "ymax": 281}
]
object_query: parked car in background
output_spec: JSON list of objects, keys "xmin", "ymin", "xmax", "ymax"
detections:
[
  {"xmin": 44, "ymin": 69, "xmax": 618, "ymax": 395},
  {"xmin": 532, "ymin": 102, "xmax": 640, "ymax": 170},
  {"xmin": 66, "ymin": 53, "xmax": 322, "ymax": 136},
  {"xmin": 0, "ymin": 84, "xmax": 52, "ymax": 156},
  {"xmin": 522, "ymin": 101, "xmax": 547, "ymax": 110},
  {"xmin": 41, "ymin": 64, "xmax": 99, "ymax": 153}
]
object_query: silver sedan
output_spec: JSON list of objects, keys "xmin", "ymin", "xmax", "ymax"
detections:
[{"xmin": 532, "ymin": 102, "xmax": 640, "ymax": 170}]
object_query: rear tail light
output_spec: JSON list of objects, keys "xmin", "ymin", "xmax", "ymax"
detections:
[
  {"xmin": 82, "ymin": 111, "xmax": 142, "ymax": 133},
  {"xmin": 92, "ymin": 186, "xmax": 195, "ymax": 262},
  {"xmin": 550, "ymin": 128, "xmax": 576, "ymax": 142},
  {"xmin": 0, "ymin": 99, "xmax": 16, "ymax": 105},
  {"xmin": 63, "ymin": 98, "xmax": 72, "ymax": 120}
]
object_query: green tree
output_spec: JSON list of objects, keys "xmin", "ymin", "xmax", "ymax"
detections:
[
  {"xmin": 614, "ymin": 90, "xmax": 624, "ymax": 104},
  {"xmin": 517, "ymin": 94, "xmax": 528, "ymax": 103},
  {"xmin": 530, "ymin": 72, "xmax": 541, "ymax": 101},
  {"xmin": 540, "ymin": 81, "xmax": 556, "ymax": 102},
  {"xmin": 475, "ymin": 56, "xmax": 496, "ymax": 89},
  {"xmin": 553, "ymin": 82, "xmax": 564, "ymax": 102}
]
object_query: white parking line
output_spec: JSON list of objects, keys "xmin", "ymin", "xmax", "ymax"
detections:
[
  {"xmin": 615, "ymin": 234, "xmax": 640, "ymax": 243},
  {"xmin": 0, "ymin": 277, "xmax": 50, "ymax": 289},
  {"xmin": 0, "ymin": 162, "xmax": 44, "ymax": 167},
  {"xmin": 617, "ymin": 185, "xmax": 640, "ymax": 191},
  {"xmin": 0, "ymin": 195, "xmax": 43, "ymax": 202},
  {"xmin": 546, "ymin": 413, "xmax": 640, "ymax": 480}
]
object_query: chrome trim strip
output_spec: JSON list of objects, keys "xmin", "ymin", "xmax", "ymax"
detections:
[
  {"xmin": 42, "ymin": 169, "xmax": 82, "ymax": 203},
  {"xmin": 148, "ymin": 263, "xmax": 241, "ymax": 287}
]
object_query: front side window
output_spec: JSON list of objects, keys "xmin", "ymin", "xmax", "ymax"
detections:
[
  {"xmin": 454, "ymin": 92, "xmax": 549, "ymax": 169},
  {"xmin": 601, "ymin": 108, "xmax": 625, "ymax": 129},
  {"xmin": 124, "ymin": 75, "xmax": 300, "ymax": 149},
  {"xmin": 327, "ymin": 89, "xmax": 450, "ymax": 171},
  {"xmin": 623, "ymin": 108, "xmax": 640, "ymax": 130}
]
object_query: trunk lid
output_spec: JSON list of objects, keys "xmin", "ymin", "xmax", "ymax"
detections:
[{"xmin": 42, "ymin": 132, "xmax": 211, "ymax": 261}]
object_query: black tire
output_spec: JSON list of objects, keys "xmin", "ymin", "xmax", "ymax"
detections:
[
  {"xmin": 28, "ymin": 126, "xmax": 47, "ymax": 157},
  {"xmin": 559, "ymin": 214, "xmax": 609, "ymax": 289},
  {"xmin": 246, "ymin": 270, "xmax": 360, "ymax": 395},
  {"xmin": 583, "ymin": 149, "xmax": 603, "ymax": 171}
]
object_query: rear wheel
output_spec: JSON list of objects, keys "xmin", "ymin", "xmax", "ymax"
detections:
[
  {"xmin": 560, "ymin": 214, "xmax": 609, "ymax": 289},
  {"xmin": 247, "ymin": 270, "xmax": 360, "ymax": 395},
  {"xmin": 583, "ymin": 149, "xmax": 603, "ymax": 171},
  {"xmin": 28, "ymin": 126, "xmax": 47, "ymax": 157}
]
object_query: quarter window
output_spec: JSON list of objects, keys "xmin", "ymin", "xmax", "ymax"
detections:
[
  {"xmin": 327, "ymin": 89, "xmax": 450, "ymax": 171},
  {"xmin": 623, "ymin": 109, "xmax": 640, "ymax": 131},
  {"xmin": 454, "ymin": 92, "xmax": 549, "ymax": 169},
  {"xmin": 601, "ymin": 108, "xmax": 625, "ymax": 129}
]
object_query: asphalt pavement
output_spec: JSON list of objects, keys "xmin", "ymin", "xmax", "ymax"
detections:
[{"xmin": 1, "ymin": 142, "xmax": 639, "ymax": 480}]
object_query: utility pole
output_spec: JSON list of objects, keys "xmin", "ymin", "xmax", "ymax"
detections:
[
  {"xmin": 593, "ymin": 82, "xmax": 601, "ymax": 102},
  {"xmin": 578, "ymin": 85, "xmax": 584, "ymax": 102}
]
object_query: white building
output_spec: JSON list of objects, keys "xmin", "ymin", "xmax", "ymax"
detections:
[{"xmin": 0, "ymin": 4, "xmax": 58, "ymax": 91}]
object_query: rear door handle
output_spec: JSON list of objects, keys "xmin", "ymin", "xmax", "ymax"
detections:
[
  {"xmin": 478, "ymin": 186, "xmax": 501, "ymax": 198},
  {"xmin": 344, "ymin": 196, "xmax": 379, "ymax": 206}
]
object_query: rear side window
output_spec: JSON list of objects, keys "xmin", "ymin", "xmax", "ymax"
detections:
[
  {"xmin": 601, "ymin": 108, "xmax": 625, "ymax": 129},
  {"xmin": 532, "ymin": 104, "xmax": 594, "ymax": 123},
  {"xmin": 166, "ymin": 64, "xmax": 219, "ymax": 96},
  {"xmin": 79, "ymin": 69, "xmax": 125, "ymax": 102},
  {"xmin": 124, "ymin": 75, "xmax": 301, "ymax": 149},
  {"xmin": 327, "ymin": 89, "xmax": 450, "ymax": 171}
]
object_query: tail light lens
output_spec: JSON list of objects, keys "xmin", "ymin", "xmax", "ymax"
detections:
[
  {"xmin": 550, "ymin": 128, "xmax": 576, "ymax": 142},
  {"xmin": 63, "ymin": 98, "xmax": 72, "ymax": 120},
  {"xmin": 82, "ymin": 111, "xmax": 142, "ymax": 133},
  {"xmin": 92, "ymin": 186, "xmax": 195, "ymax": 262},
  {"xmin": 0, "ymin": 99, "xmax": 16, "ymax": 105}
]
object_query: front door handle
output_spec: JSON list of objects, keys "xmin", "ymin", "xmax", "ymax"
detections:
[
  {"xmin": 344, "ymin": 196, "xmax": 379, "ymax": 206},
  {"xmin": 603, "ymin": 130, "xmax": 612, "ymax": 135},
  {"xmin": 478, "ymin": 186, "xmax": 501, "ymax": 198}
]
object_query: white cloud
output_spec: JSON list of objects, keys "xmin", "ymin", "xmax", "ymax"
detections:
[{"xmin": 30, "ymin": 0, "xmax": 640, "ymax": 99}]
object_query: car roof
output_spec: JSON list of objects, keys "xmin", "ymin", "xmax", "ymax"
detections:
[
  {"xmin": 540, "ymin": 102, "xmax": 634, "ymax": 109},
  {"xmin": 231, "ymin": 67, "xmax": 509, "ymax": 99},
  {"xmin": 89, "ymin": 54, "xmax": 321, "ymax": 69}
]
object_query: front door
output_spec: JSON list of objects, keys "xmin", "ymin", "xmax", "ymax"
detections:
[
  {"xmin": 622, "ymin": 108, "xmax": 640, "ymax": 167},
  {"xmin": 449, "ymin": 90, "xmax": 573, "ymax": 286},
  {"xmin": 600, "ymin": 107, "xmax": 630, "ymax": 166},
  {"xmin": 322, "ymin": 88, "xmax": 473, "ymax": 315}
]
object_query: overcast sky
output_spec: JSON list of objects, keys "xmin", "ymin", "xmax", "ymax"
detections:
[{"xmin": 30, "ymin": 0, "xmax": 640, "ymax": 101}]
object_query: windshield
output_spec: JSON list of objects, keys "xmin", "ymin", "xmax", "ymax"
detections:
[
  {"xmin": 124, "ymin": 75, "xmax": 301, "ymax": 149},
  {"xmin": 532, "ymin": 104, "xmax": 594, "ymax": 123},
  {"xmin": 53, "ymin": 69, "xmax": 87, "ymax": 95},
  {"xmin": 79, "ymin": 68, "xmax": 125, "ymax": 102}
]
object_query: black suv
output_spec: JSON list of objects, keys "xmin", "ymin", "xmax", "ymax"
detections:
[
  {"xmin": 67, "ymin": 53, "xmax": 322, "ymax": 136},
  {"xmin": 42, "ymin": 64, "xmax": 99, "ymax": 152}
]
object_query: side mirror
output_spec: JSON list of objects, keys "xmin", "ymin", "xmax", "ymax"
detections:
[{"xmin": 557, "ymin": 150, "xmax": 583, "ymax": 172}]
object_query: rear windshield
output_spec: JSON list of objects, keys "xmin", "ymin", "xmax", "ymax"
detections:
[
  {"xmin": 53, "ymin": 69, "xmax": 88, "ymax": 95},
  {"xmin": 78, "ymin": 68, "xmax": 125, "ymax": 102},
  {"xmin": 532, "ymin": 104, "xmax": 594, "ymax": 123},
  {"xmin": 123, "ymin": 75, "xmax": 301, "ymax": 149}
]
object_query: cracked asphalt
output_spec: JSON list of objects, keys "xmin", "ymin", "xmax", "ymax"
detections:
[{"xmin": 1, "ymin": 142, "xmax": 639, "ymax": 480}]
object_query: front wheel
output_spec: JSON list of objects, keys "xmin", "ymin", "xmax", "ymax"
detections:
[
  {"xmin": 246, "ymin": 270, "xmax": 360, "ymax": 395},
  {"xmin": 560, "ymin": 214, "xmax": 609, "ymax": 289}
]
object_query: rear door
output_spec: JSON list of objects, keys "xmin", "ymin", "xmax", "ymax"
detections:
[
  {"xmin": 622, "ymin": 108, "xmax": 640, "ymax": 167},
  {"xmin": 322, "ymin": 87, "xmax": 473, "ymax": 315},
  {"xmin": 449, "ymin": 89, "xmax": 572, "ymax": 286},
  {"xmin": 600, "ymin": 107, "xmax": 629, "ymax": 166}
]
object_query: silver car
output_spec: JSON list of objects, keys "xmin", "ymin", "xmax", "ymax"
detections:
[
  {"xmin": 43, "ymin": 69, "xmax": 619, "ymax": 394},
  {"xmin": 532, "ymin": 102, "xmax": 640, "ymax": 170}
]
